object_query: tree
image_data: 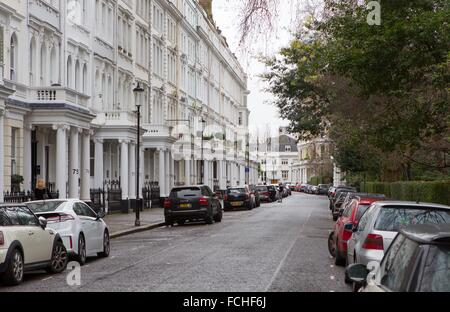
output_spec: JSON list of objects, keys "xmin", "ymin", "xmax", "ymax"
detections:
[{"xmin": 261, "ymin": 0, "xmax": 450, "ymax": 181}]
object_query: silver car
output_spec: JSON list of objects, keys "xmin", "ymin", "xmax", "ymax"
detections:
[{"xmin": 347, "ymin": 201, "xmax": 450, "ymax": 266}]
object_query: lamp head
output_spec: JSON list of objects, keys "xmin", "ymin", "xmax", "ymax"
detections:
[{"xmin": 133, "ymin": 82, "xmax": 145, "ymax": 93}]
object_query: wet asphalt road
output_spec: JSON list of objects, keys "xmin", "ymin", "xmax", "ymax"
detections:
[{"xmin": 2, "ymin": 193, "xmax": 351, "ymax": 292}]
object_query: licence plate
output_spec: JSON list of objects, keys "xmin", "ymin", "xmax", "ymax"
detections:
[
  {"xmin": 179, "ymin": 203, "xmax": 192, "ymax": 209},
  {"xmin": 231, "ymin": 202, "xmax": 243, "ymax": 207}
]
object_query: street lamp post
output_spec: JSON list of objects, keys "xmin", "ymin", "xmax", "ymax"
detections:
[{"xmin": 133, "ymin": 82, "xmax": 144, "ymax": 227}]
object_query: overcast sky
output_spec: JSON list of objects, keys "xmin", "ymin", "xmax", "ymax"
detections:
[{"xmin": 212, "ymin": 0, "xmax": 301, "ymax": 136}]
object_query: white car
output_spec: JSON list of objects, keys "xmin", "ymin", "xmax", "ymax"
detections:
[
  {"xmin": 26, "ymin": 199, "xmax": 110, "ymax": 265},
  {"xmin": 347, "ymin": 201, "xmax": 450, "ymax": 267},
  {"xmin": 0, "ymin": 204, "xmax": 68, "ymax": 285}
]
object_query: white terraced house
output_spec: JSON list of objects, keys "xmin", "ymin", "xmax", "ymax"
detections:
[{"xmin": 0, "ymin": 0, "xmax": 258, "ymax": 211}]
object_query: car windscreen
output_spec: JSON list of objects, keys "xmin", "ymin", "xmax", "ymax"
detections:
[
  {"xmin": 170, "ymin": 188, "xmax": 202, "ymax": 198},
  {"xmin": 374, "ymin": 207, "xmax": 450, "ymax": 232},
  {"xmin": 256, "ymin": 186, "xmax": 268, "ymax": 192},
  {"xmin": 420, "ymin": 245, "xmax": 450, "ymax": 292},
  {"xmin": 26, "ymin": 201, "xmax": 66, "ymax": 213},
  {"xmin": 228, "ymin": 188, "xmax": 246, "ymax": 194}
]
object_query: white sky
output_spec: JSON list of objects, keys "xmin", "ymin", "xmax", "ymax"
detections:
[{"xmin": 212, "ymin": 0, "xmax": 307, "ymax": 136}]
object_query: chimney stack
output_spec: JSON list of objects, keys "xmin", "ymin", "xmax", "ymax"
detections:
[{"xmin": 199, "ymin": 0, "xmax": 213, "ymax": 21}]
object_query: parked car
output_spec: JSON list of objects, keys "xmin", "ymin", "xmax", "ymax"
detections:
[
  {"xmin": 255, "ymin": 185, "xmax": 270, "ymax": 202},
  {"xmin": 332, "ymin": 192, "xmax": 385, "ymax": 221},
  {"xmin": 300, "ymin": 184, "xmax": 308, "ymax": 192},
  {"xmin": 316, "ymin": 184, "xmax": 330, "ymax": 195},
  {"xmin": 26, "ymin": 199, "xmax": 110, "ymax": 265},
  {"xmin": 266, "ymin": 185, "xmax": 279, "ymax": 202},
  {"xmin": 164, "ymin": 186, "xmax": 223, "ymax": 225},
  {"xmin": 346, "ymin": 224, "xmax": 450, "ymax": 292},
  {"xmin": 224, "ymin": 186, "xmax": 255, "ymax": 211},
  {"xmin": 328, "ymin": 186, "xmax": 336, "ymax": 199},
  {"xmin": 329, "ymin": 195, "xmax": 386, "ymax": 266},
  {"xmin": 330, "ymin": 186, "xmax": 357, "ymax": 210},
  {"xmin": 249, "ymin": 185, "xmax": 261, "ymax": 208},
  {"xmin": 0, "ymin": 204, "xmax": 68, "ymax": 286},
  {"xmin": 329, "ymin": 185, "xmax": 355, "ymax": 200},
  {"xmin": 347, "ymin": 201, "xmax": 450, "ymax": 268}
]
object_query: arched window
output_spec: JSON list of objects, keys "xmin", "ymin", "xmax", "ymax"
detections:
[
  {"xmin": 82, "ymin": 63, "xmax": 88, "ymax": 94},
  {"xmin": 29, "ymin": 37, "xmax": 36, "ymax": 86},
  {"xmin": 40, "ymin": 44, "xmax": 47, "ymax": 86},
  {"xmin": 10, "ymin": 33, "xmax": 18, "ymax": 81},
  {"xmin": 66, "ymin": 56, "xmax": 73, "ymax": 88},
  {"xmin": 74, "ymin": 60, "xmax": 80, "ymax": 91},
  {"xmin": 50, "ymin": 46, "xmax": 58, "ymax": 85}
]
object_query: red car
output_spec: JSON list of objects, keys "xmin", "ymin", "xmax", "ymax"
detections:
[{"xmin": 329, "ymin": 195, "xmax": 386, "ymax": 266}]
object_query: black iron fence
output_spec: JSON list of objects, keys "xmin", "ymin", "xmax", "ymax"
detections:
[
  {"xmin": 143, "ymin": 181, "xmax": 161, "ymax": 208},
  {"xmin": 90, "ymin": 188, "xmax": 106, "ymax": 213},
  {"xmin": 104, "ymin": 180, "xmax": 122, "ymax": 213},
  {"xmin": 3, "ymin": 190, "xmax": 60, "ymax": 203}
]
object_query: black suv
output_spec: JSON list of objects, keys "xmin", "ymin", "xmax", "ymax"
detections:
[{"xmin": 164, "ymin": 186, "xmax": 223, "ymax": 226}]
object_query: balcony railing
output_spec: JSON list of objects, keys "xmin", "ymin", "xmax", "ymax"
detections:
[
  {"xmin": 31, "ymin": 86, "xmax": 89, "ymax": 107},
  {"xmin": 105, "ymin": 111, "xmax": 136, "ymax": 124},
  {"xmin": 145, "ymin": 125, "xmax": 173, "ymax": 138}
]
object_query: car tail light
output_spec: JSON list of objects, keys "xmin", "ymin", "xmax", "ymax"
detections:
[
  {"xmin": 362, "ymin": 234, "xmax": 384, "ymax": 250},
  {"xmin": 164, "ymin": 199, "xmax": 172, "ymax": 209},
  {"xmin": 46, "ymin": 213, "xmax": 75, "ymax": 223},
  {"xmin": 69, "ymin": 236, "xmax": 73, "ymax": 249},
  {"xmin": 0, "ymin": 231, "xmax": 4, "ymax": 246},
  {"xmin": 199, "ymin": 197, "xmax": 209, "ymax": 206}
]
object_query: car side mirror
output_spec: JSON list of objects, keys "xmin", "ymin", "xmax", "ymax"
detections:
[
  {"xmin": 97, "ymin": 211, "xmax": 106, "ymax": 220},
  {"xmin": 346, "ymin": 263, "xmax": 369, "ymax": 285},
  {"xmin": 39, "ymin": 216, "xmax": 47, "ymax": 229},
  {"xmin": 352, "ymin": 224, "xmax": 359, "ymax": 233}
]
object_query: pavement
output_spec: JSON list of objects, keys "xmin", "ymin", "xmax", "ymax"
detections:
[
  {"xmin": 104, "ymin": 208, "xmax": 166, "ymax": 239},
  {"xmin": 2, "ymin": 193, "xmax": 352, "ymax": 292}
]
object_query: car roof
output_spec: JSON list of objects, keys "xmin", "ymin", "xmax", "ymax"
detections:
[
  {"xmin": 373, "ymin": 201, "xmax": 450, "ymax": 210},
  {"xmin": 401, "ymin": 224, "xmax": 450, "ymax": 245}
]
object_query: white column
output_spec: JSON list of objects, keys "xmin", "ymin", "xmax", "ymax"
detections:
[
  {"xmin": 0, "ymin": 112, "xmax": 4, "ymax": 202},
  {"xmin": 80, "ymin": 130, "xmax": 91, "ymax": 201},
  {"xmin": 139, "ymin": 147, "xmax": 144, "ymax": 198},
  {"xmin": 120, "ymin": 140, "xmax": 129, "ymax": 200},
  {"xmin": 165, "ymin": 150, "xmax": 170, "ymax": 193},
  {"xmin": 128, "ymin": 142, "xmax": 136, "ymax": 200},
  {"xmin": 69, "ymin": 127, "xmax": 80, "ymax": 198},
  {"xmin": 23, "ymin": 125, "xmax": 32, "ymax": 192},
  {"xmin": 153, "ymin": 150, "xmax": 158, "ymax": 181},
  {"xmin": 94, "ymin": 138, "xmax": 104, "ymax": 188},
  {"xmin": 158, "ymin": 149, "xmax": 166, "ymax": 197},
  {"xmin": 185, "ymin": 159, "xmax": 191, "ymax": 186},
  {"xmin": 170, "ymin": 153, "xmax": 175, "ymax": 188},
  {"xmin": 54, "ymin": 125, "xmax": 68, "ymax": 198}
]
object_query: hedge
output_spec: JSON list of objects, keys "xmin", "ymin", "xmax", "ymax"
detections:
[{"xmin": 361, "ymin": 181, "xmax": 450, "ymax": 206}]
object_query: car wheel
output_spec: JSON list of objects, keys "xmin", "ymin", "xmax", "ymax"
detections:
[
  {"xmin": 205, "ymin": 209, "xmax": 214, "ymax": 224},
  {"xmin": 214, "ymin": 210, "xmax": 223, "ymax": 223},
  {"xmin": 165, "ymin": 218, "xmax": 174, "ymax": 227},
  {"xmin": 77, "ymin": 234, "xmax": 87, "ymax": 266},
  {"xmin": 328, "ymin": 232, "xmax": 336, "ymax": 258},
  {"xmin": 1, "ymin": 248, "xmax": 24, "ymax": 286},
  {"xmin": 98, "ymin": 230, "xmax": 110, "ymax": 258},
  {"xmin": 334, "ymin": 240, "xmax": 346, "ymax": 266},
  {"xmin": 48, "ymin": 240, "xmax": 68, "ymax": 274}
]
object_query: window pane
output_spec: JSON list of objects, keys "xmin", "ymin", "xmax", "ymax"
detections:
[{"xmin": 375, "ymin": 208, "xmax": 450, "ymax": 232}]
